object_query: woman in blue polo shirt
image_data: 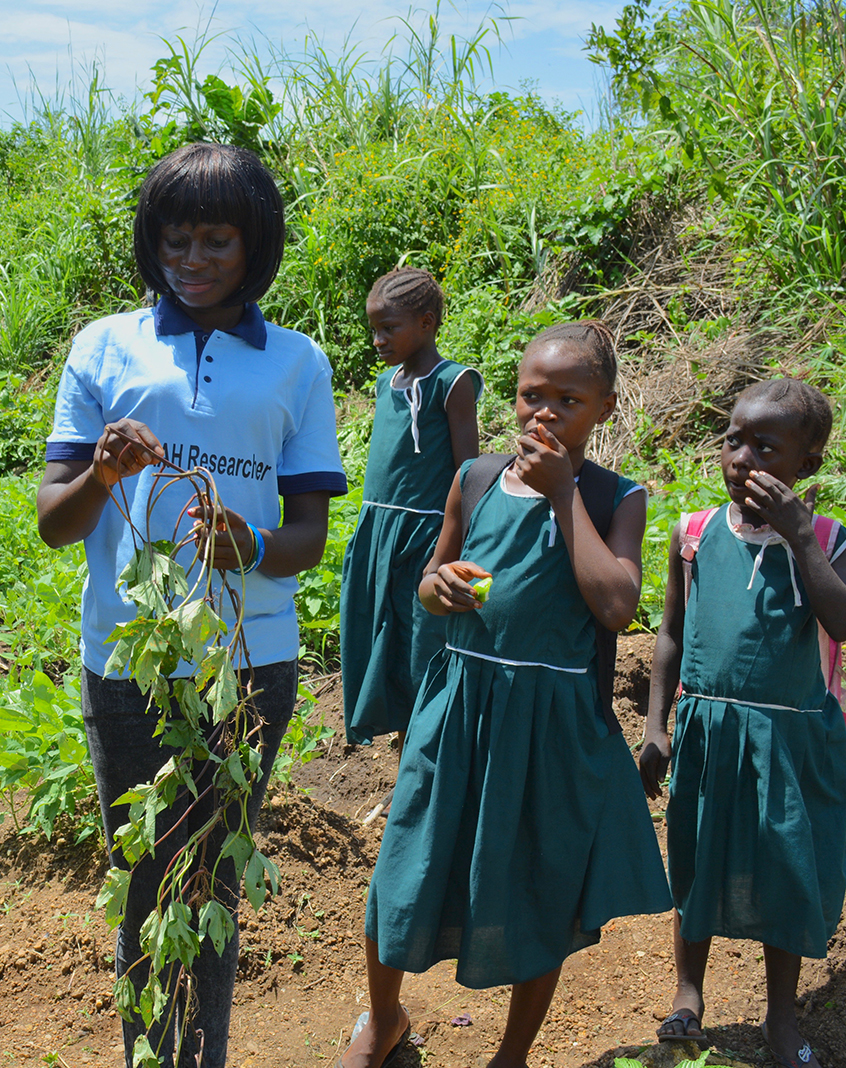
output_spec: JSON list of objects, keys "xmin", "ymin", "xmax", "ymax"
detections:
[{"xmin": 36, "ymin": 143, "xmax": 347, "ymax": 1068}]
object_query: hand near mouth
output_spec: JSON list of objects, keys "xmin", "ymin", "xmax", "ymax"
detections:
[
  {"xmin": 741, "ymin": 469, "xmax": 818, "ymax": 542},
  {"xmin": 515, "ymin": 424, "xmax": 574, "ymax": 499}
]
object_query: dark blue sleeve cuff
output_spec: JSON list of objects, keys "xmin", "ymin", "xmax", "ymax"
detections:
[
  {"xmin": 45, "ymin": 442, "xmax": 97, "ymax": 462},
  {"xmin": 277, "ymin": 471, "xmax": 348, "ymax": 497}
]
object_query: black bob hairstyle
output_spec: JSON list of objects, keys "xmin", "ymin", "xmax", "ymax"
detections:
[{"xmin": 134, "ymin": 143, "xmax": 285, "ymax": 307}]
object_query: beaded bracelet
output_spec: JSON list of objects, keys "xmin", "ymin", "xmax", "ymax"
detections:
[{"xmin": 243, "ymin": 523, "xmax": 266, "ymax": 574}]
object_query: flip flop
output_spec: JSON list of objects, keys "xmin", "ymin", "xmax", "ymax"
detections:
[
  {"xmin": 761, "ymin": 1021, "xmax": 819, "ymax": 1068},
  {"xmin": 657, "ymin": 1008, "xmax": 705, "ymax": 1043},
  {"xmin": 336, "ymin": 1009, "xmax": 412, "ymax": 1068}
]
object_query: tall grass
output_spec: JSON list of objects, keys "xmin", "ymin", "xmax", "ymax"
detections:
[{"xmin": 589, "ymin": 0, "xmax": 846, "ymax": 294}]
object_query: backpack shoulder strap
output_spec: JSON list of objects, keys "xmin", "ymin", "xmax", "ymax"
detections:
[
  {"xmin": 812, "ymin": 514, "xmax": 841, "ymax": 558},
  {"xmin": 577, "ymin": 458, "xmax": 619, "ymax": 540},
  {"xmin": 460, "ymin": 453, "xmax": 516, "ymax": 543},
  {"xmin": 577, "ymin": 459, "xmax": 623, "ymax": 736},
  {"xmin": 812, "ymin": 515, "xmax": 845, "ymax": 712},
  {"xmin": 679, "ymin": 507, "xmax": 719, "ymax": 560},
  {"xmin": 679, "ymin": 507, "xmax": 720, "ymax": 608}
]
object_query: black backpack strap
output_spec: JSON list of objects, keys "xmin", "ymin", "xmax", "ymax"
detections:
[
  {"xmin": 460, "ymin": 453, "xmax": 516, "ymax": 544},
  {"xmin": 577, "ymin": 458, "xmax": 618, "ymax": 540},
  {"xmin": 578, "ymin": 459, "xmax": 623, "ymax": 736}
]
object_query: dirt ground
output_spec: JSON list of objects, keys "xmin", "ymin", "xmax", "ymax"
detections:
[{"xmin": 2, "ymin": 634, "xmax": 846, "ymax": 1068}]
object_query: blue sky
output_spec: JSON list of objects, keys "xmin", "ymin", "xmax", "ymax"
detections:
[{"xmin": 0, "ymin": 1, "xmax": 622, "ymax": 128}]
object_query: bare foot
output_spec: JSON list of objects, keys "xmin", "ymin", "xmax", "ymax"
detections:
[{"xmin": 339, "ymin": 1004, "xmax": 410, "ymax": 1068}]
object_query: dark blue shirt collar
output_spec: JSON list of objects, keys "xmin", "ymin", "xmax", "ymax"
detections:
[{"xmin": 153, "ymin": 294, "xmax": 267, "ymax": 350}]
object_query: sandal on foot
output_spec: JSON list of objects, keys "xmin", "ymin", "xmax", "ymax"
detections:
[
  {"xmin": 657, "ymin": 1008, "xmax": 705, "ymax": 1043},
  {"xmin": 761, "ymin": 1021, "xmax": 818, "ymax": 1068},
  {"xmin": 336, "ymin": 1008, "xmax": 411, "ymax": 1068}
]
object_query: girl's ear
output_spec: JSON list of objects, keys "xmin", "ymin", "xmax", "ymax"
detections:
[
  {"xmin": 797, "ymin": 451, "xmax": 824, "ymax": 480},
  {"xmin": 420, "ymin": 309, "xmax": 437, "ymax": 332},
  {"xmin": 597, "ymin": 390, "xmax": 617, "ymax": 425}
]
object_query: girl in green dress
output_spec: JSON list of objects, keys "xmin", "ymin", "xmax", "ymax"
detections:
[
  {"xmin": 641, "ymin": 379, "xmax": 846, "ymax": 1068},
  {"xmin": 337, "ymin": 322, "xmax": 671, "ymax": 1068},
  {"xmin": 340, "ymin": 269, "xmax": 482, "ymax": 805}
]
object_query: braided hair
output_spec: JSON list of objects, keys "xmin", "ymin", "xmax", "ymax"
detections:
[
  {"xmin": 736, "ymin": 378, "xmax": 833, "ymax": 451},
  {"xmin": 525, "ymin": 320, "xmax": 618, "ymax": 392},
  {"xmin": 368, "ymin": 267, "xmax": 445, "ymax": 328}
]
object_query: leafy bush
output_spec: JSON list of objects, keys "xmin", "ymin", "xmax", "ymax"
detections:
[
  {"xmin": 0, "ymin": 670, "xmax": 96, "ymax": 840},
  {"xmin": 295, "ymin": 486, "xmax": 363, "ymax": 669},
  {"xmin": 635, "ymin": 454, "xmax": 727, "ymax": 629}
]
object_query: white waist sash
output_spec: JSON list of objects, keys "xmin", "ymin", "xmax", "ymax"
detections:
[
  {"xmin": 681, "ymin": 688, "xmax": 822, "ymax": 715},
  {"xmin": 446, "ymin": 643, "xmax": 588, "ymax": 674},
  {"xmin": 362, "ymin": 500, "xmax": 445, "ymax": 516}
]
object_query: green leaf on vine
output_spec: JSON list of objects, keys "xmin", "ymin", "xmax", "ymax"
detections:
[
  {"xmin": 132, "ymin": 619, "xmax": 183, "ymax": 692},
  {"xmin": 241, "ymin": 741, "xmax": 262, "ymax": 777},
  {"xmin": 244, "ymin": 848, "xmax": 280, "ymax": 913},
  {"xmin": 220, "ymin": 830, "xmax": 253, "ymax": 881},
  {"xmin": 132, "ymin": 1034, "xmax": 160, "ymax": 1068},
  {"xmin": 199, "ymin": 647, "xmax": 238, "ymax": 720},
  {"xmin": 169, "ymin": 598, "xmax": 224, "ymax": 662},
  {"xmin": 148, "ymin": 673, "xmax": 172, "ymax": 717},
  {"xmin": 257, "ymin": 849, "xmax": 280, "ymax": 897},
  {"xmin": 112, "ymin": 805, "xmax": 158, "ymax": 866},
  {"xmin": 198, "ymin": 900, "xmax": 235, "ymax": 955},
  {"xmin": 176, "ymin": 760, "xmax": 199, "ymax": 800},
  {"xmin": 140, "ymin": 910, "xmax": 163, "ymax": 971},
  {"xmin": 95, "ymin": 866, "xmax": 132, "ymax": 928},
  {"xmin": 158, "ymin": 717, "xmax": 208, "ymax": 758},
  {"xmin": 172, "ymin": 678, "xmax": 210, "ymax": 730},
  {"xmin": 114, "ymin": 973, "xmax": 137, "ymax": 1023},
  {"xmin": 162, "ymin": 901, "xmax": 201, "ymax": 967},
  {"xmin": 103, "ymin": 628, "xmax": 136, "ymax": 677},
  {"xmin": 138, "ymin": 973, "xmax": 166, "ymax": 1029},
  {"xmin": 244, "ymin": 849, "xmax": 267, "ymax": 912},
  {"xmin": 219, "ymin": 750, "xmax": 249, "ymax": 791},
  {"xmin": 119, "ymin": 542, "xmax": 188, "ymax": 616}
]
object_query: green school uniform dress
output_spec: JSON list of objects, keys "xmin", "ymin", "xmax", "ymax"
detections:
[
  {"xmin": 669, "ymin": 503, "xmax": 846, "ymax": 958},
  {"xmin": 365, "ymin": 462, "xmax": 671, "ymax": 988},
  {"xmin": 341, "ymin": 359, "xmax": 483, "ymax": 745}
]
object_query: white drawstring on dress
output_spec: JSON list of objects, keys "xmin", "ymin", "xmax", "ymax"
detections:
[
  {"xmin": 408, "ymin": 379, "xmax": 423, "ymax": 454},
  {"xmin": 746, "ymin": 537, "xmax": 802, "ymax": 607}
]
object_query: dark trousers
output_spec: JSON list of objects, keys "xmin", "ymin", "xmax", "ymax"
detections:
[{"xmin": 82, "ymin": 660, "xmax": 296, "ymax": 1068}]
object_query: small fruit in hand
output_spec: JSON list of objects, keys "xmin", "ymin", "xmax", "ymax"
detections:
[{"xmin": 473, "ymin": 576, "xmax": 493, "ymax": 603}]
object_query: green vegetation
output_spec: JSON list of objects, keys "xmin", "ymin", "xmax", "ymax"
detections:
[
  {"xmin": 615, "ymin": 1053, "xmax": 733, "ymax": 1068},
  {"xmin": 0, "ymin": 0, "xmax": 845, "ymax": 850}
]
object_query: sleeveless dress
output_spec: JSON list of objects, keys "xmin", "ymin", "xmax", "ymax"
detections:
[
  {"xmin": 341, "ymin": 360, "xmax": 483, "ymax": 745},
  {"xmin": 365, "ymin": 462, "xmax": 671, "ymax": 988},
  {"xmin": 668, "ymin": 503, "xmax": 846, "ymax": 957}
]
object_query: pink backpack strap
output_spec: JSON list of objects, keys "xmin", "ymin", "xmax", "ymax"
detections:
[
  {"xmin": 813, "ymin": 515, "xmax": 844, "ymax": 712},
  {"xmin": 679, "ymin": 508, "xmax": 719, "ymax": 606}
]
